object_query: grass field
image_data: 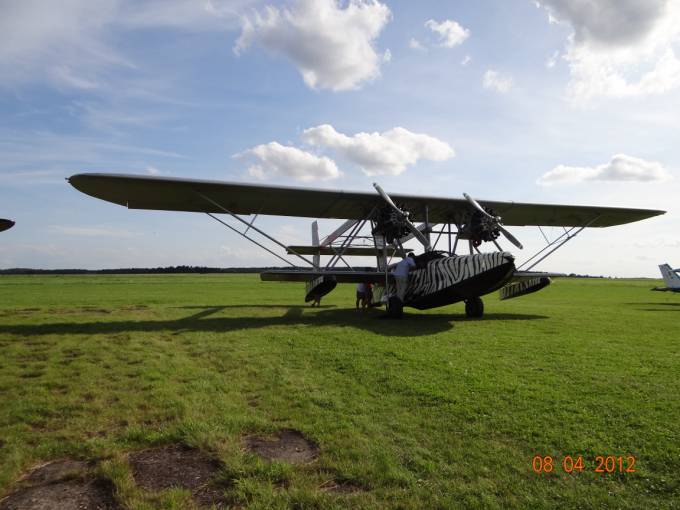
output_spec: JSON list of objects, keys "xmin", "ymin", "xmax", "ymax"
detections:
[{"xmin": 0, "ymin": 274, "xmax": 678, "ymax": 509}]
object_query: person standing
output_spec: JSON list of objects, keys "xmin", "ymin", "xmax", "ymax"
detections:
[
  {"xmin": 364, "ymin": 282, "xmax": 373, "ymax": 309},
  {"xmin": 356, "ymin": 282, "xmax": 367, "ymax": 310},
  {"xmin": 392, "ymin": 253, "xmax": 416, "ymax": 302}
]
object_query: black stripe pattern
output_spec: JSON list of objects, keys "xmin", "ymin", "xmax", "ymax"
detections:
[
  {"xmin": 499, "ymin": 277, "xmax": 551, "ymax": 300},
  {"xmin": 388, "ymin": 252, "xmax": 512, "ymax": 301}
]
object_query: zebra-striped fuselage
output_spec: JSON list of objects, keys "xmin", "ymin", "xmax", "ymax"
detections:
[{"xmin": 386, "ymin": 252, "xmax": 515, "ymax": 309}]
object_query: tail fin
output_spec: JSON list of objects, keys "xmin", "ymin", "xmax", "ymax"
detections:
[
  {"xmin": 312, "ymin": 221, "xmax": 320, "ymax": 269},
  {"xmin": 659, "ymin": 263, "xmax": 680, "ymax": 289}
]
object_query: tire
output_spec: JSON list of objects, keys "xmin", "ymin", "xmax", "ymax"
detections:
[
  {"xmin": 465, "ymin": 297, "xmax": 484, "ymax": 318},
  {"xmin": 387, "ymin": 296, "xmax": 404, "ymax": 319}
]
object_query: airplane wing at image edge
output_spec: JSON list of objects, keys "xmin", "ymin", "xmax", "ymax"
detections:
[{"xmin": 0, "ymin": 219, "xmax": 15, "ymax": 232}]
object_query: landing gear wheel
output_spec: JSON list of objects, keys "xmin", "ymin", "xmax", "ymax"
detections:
[
  {"xmin": 465, "ymin": 297, "xmax": 484, "ymax": 318},
  {"xmin": 386, "ymin": 296, "xmax": 404, "ymax": 319}
]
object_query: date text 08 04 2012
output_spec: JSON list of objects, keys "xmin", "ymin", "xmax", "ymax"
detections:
[{"xmin": 532, "ymin": 455, "xmax": 636, "ymax": 474}]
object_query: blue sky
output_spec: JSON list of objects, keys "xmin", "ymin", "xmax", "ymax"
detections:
[{"xmin": 1, "ymin": 0, "xmax": 679, "ymax": 276}]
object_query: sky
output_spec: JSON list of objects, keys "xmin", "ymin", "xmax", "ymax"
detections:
[{"xmin": 1, "ymin": 0, "xmax": 680, "ymax": 276}]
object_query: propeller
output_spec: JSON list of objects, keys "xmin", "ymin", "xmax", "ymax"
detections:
[
  {"xmin": 373, "ymin": 183, "xmax": 432, "ymax": 251},
  {"xmin": 462, "ymin": 193, "xmax": 523, "ymax": 249},
  {"xmin": 398, "ymin": 222, "xmax": 428, "ymax": 244}
]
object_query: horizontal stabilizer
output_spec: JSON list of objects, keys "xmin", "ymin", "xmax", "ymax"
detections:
[
  {"xmin": 500, "ymin": 277, "xmax": 551, "ymax": 300},
  {"xmin": 262, "ymin": 270, "xmax": 386, "ymax": 284},
  {"xmin": 512, "ymin": 271, "xmax": 565, "ymax": 280}
]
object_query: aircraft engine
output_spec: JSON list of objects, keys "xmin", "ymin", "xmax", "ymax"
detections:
[
  {"xmin": 373, "ymin": 205, "xmax": 412, "ymax": 245},
  {"xmin": 467, "ymin": 207, "xmax": 501, "ymax": 247}
]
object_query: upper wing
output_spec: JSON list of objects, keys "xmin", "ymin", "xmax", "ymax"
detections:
[
  {"xmin": 0, "ymin": 219, "xmax": 15, "ymax": 232},
  {"xmin": 68, "ymin": 173, "xmax": 665, "ymax": 227}
]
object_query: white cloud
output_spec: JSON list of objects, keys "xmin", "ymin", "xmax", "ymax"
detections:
[
  {"xmin": 537, "ymin": 154, "xmax": 672, "ymax": 185},
  {"xmin": 536, "ymin": 0, "xmax": 680, "ymax": 101},
  {"xmin": 301, "ymin": 124, "xmax": 454, "ymax": 176},
  {"xmin": 482, "ymin": 70, "xmax": 513, "ymax": 92},
  {"xmin": 382, "ymin": 48, "xmax": 392, "ymax": 63},
  {"xmin": 237, "ymin": 141, "xmax": 340, "ymax": 182},
  {"xmin": 0, "ymin": 0, "xmax": 129, "ymax": 89},
  {"xmin": 409, "ymin": 38, "xmax": 425, "ymax": 51},
  {"xmin": 0, "ymin": 0, "xmax": 253, "ymax": 90},
  {"xmin": 461, "ymin": 55, "xmax": 471, "ymax": 66},
  {"xmin": 123, "ymin": 0, "xmax": 251, "ymax": 30},
  {"xmin": 274, "ymin": 224, "xmax": 305, "ymax": 245},
  {"xmin": 425, "ymin": 19, "xmax": 470, "ymax": 48},
  {"xmin": 235, "ymin": 0, "xmax": 391, "ymax": 91},
  {"xmin": 546, "ymin": 50, "xmax": 560, "ymax": 68},
  {"xmin": 146, "ymin": 165, "xmax": 161, "ymax": 175}
]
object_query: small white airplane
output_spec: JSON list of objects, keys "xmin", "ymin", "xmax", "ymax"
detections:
[{"xmin": 652, "ymin": 264, "xmax": 680, "ymax": 293}]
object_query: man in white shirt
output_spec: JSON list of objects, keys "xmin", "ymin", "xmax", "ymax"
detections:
[{"xmin": 392, "ymin": 253, "xmax": 416, "ymax": 302}]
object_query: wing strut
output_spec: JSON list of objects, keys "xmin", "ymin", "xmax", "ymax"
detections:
[
  {"xmin": 206, "ymin": 213, "xmax": 296, "ymax": 268},
  {"xmin": 197, "ymin": 192, "xmax": 315, "ymax": 268},
  {"xmin": 517, "ymin": 215, "xmax": 600, "ymax": 271},
  {"xmin": 243, "ymin": 214, "xmax": 259, "ymax": 235}
]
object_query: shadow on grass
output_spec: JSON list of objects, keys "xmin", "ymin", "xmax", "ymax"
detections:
[
  {"xmin": 0, "ymin": 305, "xmax": 547, "ymax": 338},
  {"xmin": 625, "ymin": 302, "xmax": 680, "ymax": 306},
  {"xmin": 625, "ymin": 302, "xmax": 680, "ymax": 312},
  {"xmin": 176, "ymin": 304, "xmax": 337, "ymax": 321}
]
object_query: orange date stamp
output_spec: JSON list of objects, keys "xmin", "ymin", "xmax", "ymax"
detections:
[{"xmin": 531, "ymin": 455, "xmax": 636, "ymax": 474}]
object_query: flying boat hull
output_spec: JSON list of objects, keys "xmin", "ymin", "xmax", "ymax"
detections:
[{"xmin": 391, "ymin": 252, "xmax": 516, "ymax": 310}]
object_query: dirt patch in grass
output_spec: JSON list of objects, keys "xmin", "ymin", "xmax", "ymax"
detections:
[
  {"xmin": 0, "ymin": 460, "xmax": 118, "ymax": 510},
  {"xmin": 120, "ymin": 305, "xmax": 149, "ymax": 311},
  {"xmin": 315, "ymin": 469, "xmax": 366, "ymax": 495},
  {"xmin": 244, "ymin": 429, "xmax": 319, "ymax": 464},
  {"xmin": 0, "ymin": 308, "xmax": 40, "ymax": 318},
  {"xmin": 21, "ymin": 459, "xmax": 95, "ymax": 486},
  {"xmin": 46, "ymin": 307, "xmax": 111, "ymax": 316},
  {"xmin": 0, "ymin": 479, "xmax": 119, "ymax": 510},
  {"xmin": 128, "ymin": 443, "xmax": 226, "ymax": 507}
]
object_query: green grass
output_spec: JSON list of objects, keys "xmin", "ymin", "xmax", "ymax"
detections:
[{"xmin": 0, "ymin": 274, "xmax": 678, "ymax": 509}]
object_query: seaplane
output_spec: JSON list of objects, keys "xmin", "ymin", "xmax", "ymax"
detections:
[
  {"xmin": 68, "ymin": 173, "xmax": 664, "ymax": 318},
  {"xmin": 0, "ymin": 219, "xmax": 15, "ymax": 233},
  {"xmin": 652, "ymin": 264, "xmax": 680, "ymax": 293}
]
